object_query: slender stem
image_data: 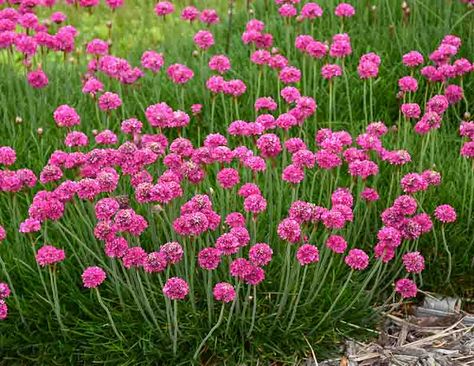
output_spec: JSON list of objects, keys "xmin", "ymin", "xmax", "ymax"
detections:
[
  {"xmin": 287, "ymin": 265, "xmax": 308, "ymax": 331},
  {"xmin": 173, "ymin": 300, "xmax": 178, "ymax": 355},
  {"xmin": 194, "ymin": 302, "xmax": 225, "ymax": 359},
  {"xmin": 95, "ymin": 288, "xmax": 123, "ymax": 341},
  {"xmin": 247, "ymin": 286, "xmax": 257, "ymax": 337}
]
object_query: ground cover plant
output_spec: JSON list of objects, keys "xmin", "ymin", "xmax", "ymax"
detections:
[{"xmin": 0, "ymin": 0, "xmax": 473, "ymax": 363}]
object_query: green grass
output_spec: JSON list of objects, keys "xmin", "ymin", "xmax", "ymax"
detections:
[{"xmin": 0, "ymin": 0, "xmax": 473, "ymax": 364}]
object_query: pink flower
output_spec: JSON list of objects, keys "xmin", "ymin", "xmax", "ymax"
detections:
[
  {"xmin": 53, "ymin": 105, "xmax": 80, "ymax": 128},
  {"xmin": 400, "ymin": 173, "xmax": 428, "ymax": 194},
  {"xmin": 395, "ymin": 278, "xmax": 417, "ymax": 298},
  {"xmin": 0, "ymin": 300, "xmax": 7, "ymax": 320},
  {"xmin": 64, "ymin": 131, "xmax": 88, "ymax": 147},
  {"xmin": 98, "ymin": 92, "xmax": 122, "ymax": 111},
  {"xmin": 160, "ymin": 242, "xmax": 184, "ymax": 264},
  {"xmin": 345, "ymin": 248, "xmax": 369, "ymax": 270},
  {"xmin": 427, "ymin": 95, "xmax": 449, "ymax": 114},
  {"xmin": 36, "ymin": 245, "xmax": 65, "ymax": 267},
  {"xmin": 0, "ymin": 147, "xmax": 16, "ymax": 166},
  {"xmin": 144, "ymin": 252, "xmax": 167, "ymax": 273},
  {"xmin": 361, "ymin": 187, "xmax": 379, "ymax": 202},
  {"xmin": 243, "ymin": 194, "xmax": 267, "ymax": 214},
  {"xmin": 194, "ymin": 30, "xmax": 214, "ymax": 50},
  {"xmin": 141, "ymin": 50, "xmax": 164, "ymax": 73},
  {"xmin": 326, "ymin": 235, "xmax": 347, "ymax": 254},
  {"xmin": 213, "ymin": 282, "xmax": 235, "ymax": 302},
  {"xmin": 402, "ymin": 51, "xmax": 424, "ymax": 67},
  {"xmin": 296, "ymin": 244, "xmax": 320, "ymax": 265},
  {"xmin": 282, "ymin": 164, "xmax": 305, "ymax": 184},
  {"xmin": 358, "ymin": 60, "xmax": 379, "ymax": 79},
  {"xmin": 163, "ymin": 277, "xmax": 189, "ymax": 300},
  {"xmin": 215, "ymin": 233, "xmax": 240, "ymax": 256},
  {"xmin": 154, "ymin": 1, "xmax": 174, "ymax": 16},
  {"xmin": 301, "ymin": 2, "xmax": 323, "ymax": 19},
  {"xmin": 181, "ymin": 6, "xmax": 200, "ymax": 21},
  {"xmin": 82, "ymin": 77, "xmax": 103, "ymax": 96},
  {"xmin": 403, "ymin": 252, "xmax": 425, "ymax": 273},
  {"xmin": 445, "ymin": 84, "xmax": 463, "ymax": 104},
  {"xmin": 434, "ymin": 204, "xmax": 456, "ymax": 223},
  {"xmin": 217, "ymin": 168, "xmax": 240, "ymax": 189},
  {"xmin": 398, "ymin": 76, "xmax": 418, "ymax": 93},
  {"xmin": 198, "ymin": 247, "xmax": 222, "ymax": 270},
  {"xmin": 167, "ymin": 64, "xmax": 194, "ymax": 84},
  {"xmin": 27, "ymin": 69, "xmax": 48, "ymax": 89},
  {"xmin": 243, "ymin": 265, "xmax": 265, "ymax": 285},
  {"xmin": 257, "ymin": 134, "xmax": 282, "ymax": 158},
  {"xmin": 82, "ymin": 266, "xmax": 106, "ymax": 288},
  {"xmin": 321, "ymin": 64, "xmax": 342, "ymax": 80},
  {"xmin": 230, "ymin": 258, "xmax": 252, "ymax": 279},
  {"xmin": 401, "ymin": 103, "xmax": 421, "ymax": 119},
  {"xmin": 208, "ymin": 55, "xmax": 231, "ymax": 74},
  {"xmin": 249, "ymin": 243, "xmax": 273, "ymax": 266},
  {"xmin": 277, "ymin": 218, "xmax": 301, "ymax": 243},
  {"xmin": 0, "ymin": 283, "xmax": 10, "ymax": 298},
  {"xmin": 86, "ymin": 39, "xmax": 109, "ymax": 56},
  {"xmin": 200, "ymin": 9, "xmax": 220, "ymax": 25},
  {"xmin": 279, "ymin": 4, "xmax": 297, "ymax": 17},
  {"xmin": 335, "ymin": 3, "xmax": 355, "ymax": 17},
  {"xmin": 279, "ymin": 66, "xmax": 301, "ymax": 84}
]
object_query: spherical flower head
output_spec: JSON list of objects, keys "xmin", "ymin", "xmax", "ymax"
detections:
[
  {"xmin": 249, "ymin": 243, "xmax": 273, "ymax": 266},
  {"xmin": 255, "ymin": 97, "xmax": 277, "ymax": 111},
  {"xmin": 358, "ymin": 60, "xmax": 379, "ymax": 79},
  {"xmin": 0, "ymin": 283, "xmax": 10, "ymax": 299},
  {"xmin": 279, "ymin": 4, "xmax": 297, "ymax": 17},
  {"xmin": 98, "ymin": 92, "xmax": 122, "ymax": 111},
  {"xmin": 321, "ymin": 64, "xmax": 342, "ymax": 80},
  {"xmin": 53, "ymin": 104, "xmax": 80, "ymax": 128},
  {"xmin": 213, "ymin": 282, "xmax": 235, "ymax": 303},
  {"xmin": 281, "ymin": 86, "xmax": 301, "ymax": 103},
  {"xmin": 194, "ymin": 30, "xmax": 214, "ymax": 50},
  {"xmin": 279, "ymin": 66, "xmax": 301, "ymax": 84},
  {"xmin": 51, "ymin": 12, "xmax": 67, "ymax": 24},
  {"xmin": 27, "ymin": 69, "xmax": 48, "ymax": 89},
  {"xmin": 402, "ymin": 252, "xmax": 425, "ymax": 274},
  {"xmin": 217, "ymin": 168, "xmax": 240, "ymax": 189},
  {"xmin": 225, "ymin": 212, "xmax": 246, "ymax": 228},
  {"xmin": 82, "ymin": 77, "xmax": 103, "ymax": 96},
  {"xmin": 95, "ymin": 198, "xmax": 120, "ymax": 220},
  {"xmin": 167, "ymin": 64, "xmax": 194, "ymax": 84},
  {"xmin": 36, "ymin": 245, "xmax": 66, "ymax": 267},
  {"xmin": 163, "ymin": 277, "xmax": 189, "ymax": 300},
  {"xmin": 0, "ymin": 226, "xmax": 5, "ymax": 242},
  {"xmin": 445, "ymin": 84, "xmax": 463, "ymax": 105},
  {"xmin": 345, "ymin": 248, "xmax": 369, "ymax": 270},
  {"xmin": 198, "ymin": 247, "xmax": 222, "ymax": 270},
  {"xmin": 64, "ymin": 131, "xmax": 89, "ymax": 148},
  {"xmin": 0, "ymin": 146, "xmax": 16, "ymax": 166},
  {"xmin": 181, "ymin": 6, "xmax": 200, "ymax": 21},
  {"xmin": 230, "ymin": 258, "xmax": 252, "ymax": 279},
  {"xmin": 326, "ymin": 235, "xmax": 348, "ymax": 254},
  {"xmin": 296, "ymin": 244, "xmax": 319, "ymax": 265},
  {"xmin": 393, "ymin": 195, "xmax": 418, "ymax": 215},
  {"xmin": 402, "ymin": 51, "xmax": 424, "ymax": 68},
  {"xmin": 277, "ymin": 218, "xmax": 301, "ymax": 243},
  {"xmin": 331, "ymin": 188, "xmax": 353, "ymax": 207},
  {"xmin": 122, "ymin": 246, "xmax": 147, "ymax": 269},
  {"xmin": 0, "ymin": 300, "xmax": 7, "ymax": 320},
  {"xmin": 401, "ymin": 103, "xmax": 421, "ymax": 119},
  {"xmin": 86, "ymin": 39, "xmax": 109, "ymax": 56},
  {"xmin": 427, "ymin": 95, "xmax": 449, "ymax": 115},
  {"xmin": 335, "ymin": 3, "xmax": 355, "ymax": 17},
  {"xmin": 400, "ymin": 173, "xmax": 428, "ymax": 194},
  {"xmin": 282, "ymin": 164, "xmax": 305, "ymax": 184},
  {"xmin": 200, "ymin": 9, "xmax": 220, "ymax": 25},
  {"xmin": 141, "ymin": 50, "xmax": 164, "ymax": 73},
  {"xmin": 301, "ymin": 2, "xmax": 323, "ymax": 19},
  {"xmin": 257, "ymin": 133, "xmax": 282, "ymax": 158},
  {"xmin": 82, "ymin": 266, "xmax": 106, "ymax": 288},
  {"xmin": 434, "ymin": 204, "xmax": 456, "ymax": 223},
  {"xmin": 104, "ymin": 237, "xmax": 128, "ymax": 258},
  {"xmin": 154, "ymin": 1, "xmax": 174, "ymax": 16},
  {"xmin": 144, "ymin": 251, "xmax": 167, "ymax": 273},
  {"xmin": 315, "ymin": 149, "xmax": 342, "ymax": 170},
  {"xmin": 395, "ymin": 278, "xmax": 417, "ymax": 298},
  {"xmin": 398, "ymin": 76, "xmax": 418, "ymax": 93},
  {"xmin": 223, "ymin": 79, "xmax": 247, "ymax": 97},
  {"xmin": 208, "ymin": 54, "xmax": 231, "ymax": 74},
  {"xmin": 361, "ymin": 187, "xmax": 379, "ymax": 202},
  {"xmin": 243, "ymin": 265, "xmax": 265, "ymax": 286},
  {"xmin": 160, "ymin": 242, "xmax": 184, "ymax": 264},
  {"xmin": 215, "ymin": 233, "xmax": 240, "ymax": 256}
]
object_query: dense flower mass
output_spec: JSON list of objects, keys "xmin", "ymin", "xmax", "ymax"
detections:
[{"xmin": 0, "ymin": 0, "xmax": 470, "ymax": 360}]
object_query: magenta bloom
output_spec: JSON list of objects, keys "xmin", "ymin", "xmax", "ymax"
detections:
[
  {"xmin": 86, "ymin": 39, "xmax": 109, "ymax": 56},
  {"xmin": 144, "ymin": 252, "xmax": 168, "ymax": 273},
  {"xmin": 361, "ymin": 187, "xmax": 379, "ymax": 202},
  {"xmin": 122, "ymin": 246, "xmax": 147, "ymax": 269},
  {"xmin": 402, "ymin": 252, "xmax": 425, "ymax": 273},
  {"xmin": 0, "ymin": 300, "xmax": 7, "ymax": 320},
  {"xmin": 194, "ymin": 30, "xmax": 214, "ymax": 50},
  {"xmin": 345, "ymin": 248, "xmax": 369, "ymax": 270},
  {"xmin": 335, "ymin": 3, "xmax": 355, "ymax": 17},
  {"xmin": 321, "ymin": 64, "xmax": 342, "ymax": 80},
  {"xmin": 243, "ymin": 194, "xmax": 267, "ymax": 214},
  {"xmin": 82, "ymin": 266, "xmax": 106, "ymax": 288},
  {"xmin": 154, "ymin": 1, "xmax": 174, "ymax": 16},
  {"xmin": 160, "ymin": 242, "xmax": 184, "ymax": 264},
  {"xmin": 0, "ymin": 147, "xmax": 16, "ymax": 166},
  {"xmin": 141, "ymin": 51, "xmax": 164, "ymax": 73},
  {"xmin": 181, "ymin": 6, "xmax": 200, "ymax": 21},
  {"xmin": 53, "ymin": 105, "xmax": 80, "ymax": 128},
  {"xmin": 296, "ymin": 244, "xmax": 320, "ymax": 265},
  {"xmin": 98, "ymin": 92, "xmax": 122, "ymax": 111},
  {"xmin": 36, "ymin": 245, "xmax": 66, "ymax": 267},
  {"xmin": 217, "ymin": 168, "xmax": 240, "ymax": 189},
  {"xmin": 0, "ymin": 283, "xmax": 10, "ymax": 299},
  {"xmin": 277, "ymin": 218, "xmax": 301, "ymax": 243},
  {"xmin": 163, "ymin": 277, "xmax": 189, "ymax": 300},
  {"xmin": 301, "ymin": 2, "xmax": 323, "ymax": 19},
  {"xmin": 198, "ymin": 247, "xmax": 222, "ymax": 270},
  {"xmin": 213, "ymin": 282, "xmax": 236, "ymax": 303},
  {"xmin": 401, "ymin": 103, "xmax": 421, "ymax": 119},
  {"xmin": 326, "ymin": 235, "xmax": 348, "ymax": 254},
  {"xmin": 249, "ymin": 243, "xmax": 273, "ymax": 266},
  {"xmin": 215, "ymin": 233, "xmax": 240, "ymax": 256},
  {"xmin": 279, "ymin": 66, "xmax": 301, "ymax": 84},
  {"xmin": 208, "ymin": 55, "xmax": 231, "ymax": 74},
  {"xmin": 167, "ymin": 64, "xmax": 194, "ymax": 84},
  {"xmin": 27, "ymin": 69, "xmax": 48, "ymax": 89},
  {"xmin": 434, "ymin": 204, "xmax": 457, "ymax": 223},
  {"xmin": 402, "ymin": 51, "xmax": 424, "ymax": 67},
  {"xmin": 395, "ymin": 278, "xmax": 418, "ymax": 298},
  {"xmin": 200, "ymin": 9, "xmax": 220, "ymax": 25}
]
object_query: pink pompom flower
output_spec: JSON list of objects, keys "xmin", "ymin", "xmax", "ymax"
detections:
[
  {"xmin": 82, "ymin": 266, "xmax": 106, "ymax": 288},
  {"xmin": 162, "ymin": 277, "xmax": 189, "ymax": 300},
  {"xmin": 213, "ymin": 282, "xmax": 236, "ymax": 302},
  {"xmin": 335, "ymin": 3, "xmax": 355, "ymax": 17},
  {"xmin": 98, "ymin": 92, "xmax": 122, "ymax": 111},
  {"xmin": 296, "ymin": 244, "xmax": 320, "ymax": 265},
  {"xmin": 395, "ymin": 278, "xmax": 418, "ymax": 298},
  {"xmin": 36, "ymin": 245, "xmax": 66, "ymax": 267},
  {"xmin": 434, "ymin": 204, "xmax": 456, "ymax": 223},
  {"xmin": 345, "ymin": 248, "xmax": 369, "ymax": 270}
]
